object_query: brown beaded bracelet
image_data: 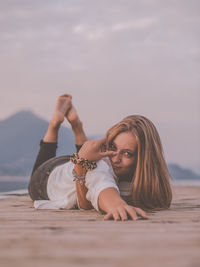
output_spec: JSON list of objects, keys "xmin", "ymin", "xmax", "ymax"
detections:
[{"xmin": 70, "ymin": 153, "xmax": 97, "ymax": 171}]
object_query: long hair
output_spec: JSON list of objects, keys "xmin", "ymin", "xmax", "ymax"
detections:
[{"xmin": 106, "ymin": 115, "xmax": 172, "ymax": 210}]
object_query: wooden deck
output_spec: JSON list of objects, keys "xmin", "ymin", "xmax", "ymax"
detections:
[{"xmin": 0, "ymin": 186, "xmax": 200, "ymax": 267}]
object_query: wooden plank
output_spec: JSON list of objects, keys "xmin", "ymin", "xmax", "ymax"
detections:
[{"xmin": 0, "ymin": 186, "xmax": 200, "ymax": 267}]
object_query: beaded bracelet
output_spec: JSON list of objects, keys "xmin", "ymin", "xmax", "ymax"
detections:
[
  {"xmin": 70, "ymin": 153, "xmax": 97, "ymax": 171},
  {"xmin": 72, "ymin": 169, "xmax": 86, "ymax": 185}
]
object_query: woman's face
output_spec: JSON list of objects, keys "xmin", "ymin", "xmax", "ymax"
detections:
[{"xmin": 108, "ymin": 131, "xmax": 138, "ymax": 181}]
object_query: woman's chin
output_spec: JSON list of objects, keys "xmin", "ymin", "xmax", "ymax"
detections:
[
  {"xmin": 112, "ymin": 167, "xmax": 122, "ymax": 176},
  {"xmin": 112, "ymin": 167, "xmax": 134, "ymax": 182}
]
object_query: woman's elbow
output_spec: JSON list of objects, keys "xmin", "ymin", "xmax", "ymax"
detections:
[{"xmin": 79, "ymin": 202, "xmax": 93, "ymax": 210}]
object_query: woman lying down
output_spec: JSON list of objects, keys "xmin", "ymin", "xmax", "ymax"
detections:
[{"xmin": 28, "ymin": 94, "xmax": 172, "ymax": 221}]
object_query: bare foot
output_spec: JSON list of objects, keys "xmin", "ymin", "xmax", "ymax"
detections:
[
  {"xmin": 65, "ymin": 98, "xmax": 88, "ymax": 144},
  {"xmin": 65, "ymin": 104, "xmax": 82, "ymax": 129},
  {"xmin": 50, "ymin": 94, "xmax": 72, "ymax": 128}
]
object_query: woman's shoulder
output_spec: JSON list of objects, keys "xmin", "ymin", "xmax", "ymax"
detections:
[{"xmin": 95, "ymin": 157, "xmax": 118, "ymax": 180}]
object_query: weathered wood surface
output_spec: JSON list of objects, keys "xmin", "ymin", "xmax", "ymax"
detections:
[{"xmin": 0, "ymin": 186, "xmax": 200, "ymax": 267}]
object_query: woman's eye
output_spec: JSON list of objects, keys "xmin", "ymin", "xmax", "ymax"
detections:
[{"xmin": 124, "ymin": 152, "xmax": 132, "ymax": 157}]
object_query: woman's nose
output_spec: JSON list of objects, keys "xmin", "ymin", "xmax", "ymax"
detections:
[{"xmin": 112, "ymin": 153, "xmax": 121, "ymax": 163}]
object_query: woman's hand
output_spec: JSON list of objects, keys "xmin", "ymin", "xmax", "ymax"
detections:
[
  {"xmin": 98, "ymin": 188, "xmax": 147, "ymax": 222},
  {"xmin": 104, "ymin": 203, "xmax": 148, "ymax": 221},
  {"xmin": 78, "ymin": 138, "xmax": 117, "ymax": 162}
]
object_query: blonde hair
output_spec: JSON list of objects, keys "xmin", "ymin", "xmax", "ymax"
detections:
[{"xmin": 106, "ymin": 115, "xmax": 172, "ymax": 211}]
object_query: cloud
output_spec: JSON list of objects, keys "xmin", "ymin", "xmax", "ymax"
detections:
[
  {"xmin": 73, "ymin": 24, "xmax": 106, "ymax": 41},
  {"xmin": 112, "ymin": 18, "xmax": 158, "ymax": 32},
  {"xmin": 0, "ymin": 0, "xmax": 199, "ymax": 172},
  {"xmin": 73, "ymin": 24, "xmax": 86, "ymax": 34}
]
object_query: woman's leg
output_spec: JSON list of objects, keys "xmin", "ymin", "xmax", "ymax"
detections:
[
  {"xmin": 29, "ymin": 94, "xmax": 88, "ymax": 200},
  {"xmin": 65, "ymin": 102, "xmax": 88, "ymax": 146},
  {"xmin": 31, "ymin": 140, "xmax": 58, "ymax": 175},
  {"xmin": 31, "ymin": 94, "xmax": 88, "ymax": 174},
  {"xmin": 31, "ymin": 94, "xmax": 73, "ymax": 174}
]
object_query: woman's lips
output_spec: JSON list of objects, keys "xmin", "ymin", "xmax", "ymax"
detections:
[{"xmin": 112, "ymin": 165, "xmax": 121, "ymax": 170}]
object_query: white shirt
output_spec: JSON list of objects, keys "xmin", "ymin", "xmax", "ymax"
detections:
[{"xmin": 34, "ymin": 157, "xmax": 132, "ymax": 211}]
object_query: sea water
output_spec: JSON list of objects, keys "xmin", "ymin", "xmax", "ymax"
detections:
[
  {"xmin": 0, "ymin": 176, "xmax": 200, "ymax": 193},
  {"xmin": 171, "ymin": 178, "xmax": 200, "ymax": 186},
  {"xmin": 0, "ymin": 176, "xmax": 29, "ymax": 193}
]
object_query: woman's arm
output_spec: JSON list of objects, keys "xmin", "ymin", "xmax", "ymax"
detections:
[
  {"xmin": 73, "ymin": 138, "xmax": 117, "ymax": 210},
  {"xmin": 65, "ymin": 101, "xmax": 93, "ymax": 209},
  {"xmin": 73, "ymin": 164, "xmax": 93, "ymax": 209},
  {"xmin": 98, "ymin": 188, "xmax": 148, "ymax": 221},
  {"xmin": 73, "ymin": 138, "xmax": 148, "ymax": 218}
]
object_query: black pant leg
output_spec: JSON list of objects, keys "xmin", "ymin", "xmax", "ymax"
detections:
[
  {"xmin": 29, "ymin": 155, "xmax": 70, "ymax": 201},
  {"xmin": 31, "ymin": 140, "xmax": 57, "ymax": 175}
]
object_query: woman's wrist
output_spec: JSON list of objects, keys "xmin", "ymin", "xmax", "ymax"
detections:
[
  {"xmin": 77, "ymin": 151, "xmax": 87, "ymax": 160},
  {"xmin": 98, "ymin": 188, "xmax": 126, "ymax": 213},
  {"xmin": 78, "ymin": 150, "xmax": 93, "ymax": 162},
  {"xmin": 70, "ymin": 153, "xmax": 97, "ymax": 170},
  {"xmin": 74, "ymin": 164, "xmax": 87, "ymax": 175},
  {"xmin": 72, "ymin": 169, "xmax": 86, "ymax": 185}
]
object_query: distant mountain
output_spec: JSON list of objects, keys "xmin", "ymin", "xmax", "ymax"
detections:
[
  {"xmin": 168, "ymin": 163, "xmax": 200, "ymax": 180},
  {"xmin": 0, "ymin": 110, "xmax": 199, "ymax": 179},
  {"xmin": 0, "ymin": 110, "xmax": 76, "ymax": 176}
]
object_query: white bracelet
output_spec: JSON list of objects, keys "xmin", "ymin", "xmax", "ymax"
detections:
[{"xmin": 72, "ymin": 169, "xmax": 86, "ymax": 185}]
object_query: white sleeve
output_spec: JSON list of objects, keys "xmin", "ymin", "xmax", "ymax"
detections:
[
  {"xmin": 85, "ymin": 159, "xmax": 119, "ymax": 212},
  {"xmin": 33, "ymin": 199, "xmax": 76, "ymax": 210}
]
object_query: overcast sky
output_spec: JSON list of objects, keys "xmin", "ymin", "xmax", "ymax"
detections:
[{"xmin": 0, "ymin": 0, "xmax": 199, "ymax": 173}]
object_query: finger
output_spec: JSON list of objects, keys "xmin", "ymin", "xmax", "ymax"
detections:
[
  {"xmin": 100, "ymin": 143, "xmax": 107, "ymax": 152},
  {"xmin": 104, "ymin": 213, "xmax": 113, "ymax": 220},
  {"xmin": 134, "ymin": 207, "xmax": 148, "ymax": 219},
  {"xmin": 118, "ymin": 208, "xmax": 128, "ymax": 221},
  {"xmin": 100, "ymin": 151, "xmax": 117, "ymax": 158},
  {"xmin": 125, "ymin": 206, "xmax": 138, "ymax": 221},
  {"xmin": 112, "ymin": 211, "xmax": 121, "ymax": 221}
]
